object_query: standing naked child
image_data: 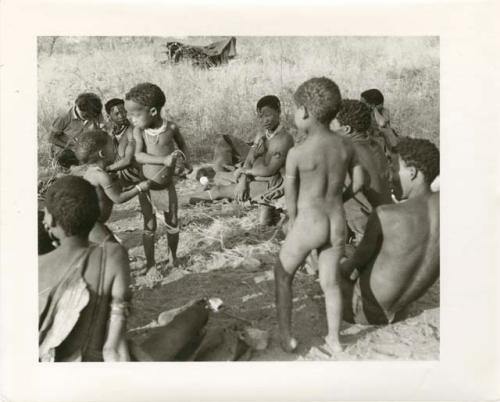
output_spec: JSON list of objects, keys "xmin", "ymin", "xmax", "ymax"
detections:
[
  {"xmin": 71, "ymin": 129, "xmax": 152, "ymax": 243},
  {"xmin": 125, "ymin": 83, "xmax": 192, "ymax": 271},
  {"xmin": 274, "ymin": 78, "xmax": 364, "ymax": 353}
]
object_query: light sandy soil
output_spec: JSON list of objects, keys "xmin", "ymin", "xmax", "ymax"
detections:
[{"xmin": 109, "ymin": 176, "xmax": 439, "ymax": 361}]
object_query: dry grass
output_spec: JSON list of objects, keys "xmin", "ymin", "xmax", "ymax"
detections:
[{"xmin": 38, "ymin": 36, "xmax": 439, "ymax": 169}]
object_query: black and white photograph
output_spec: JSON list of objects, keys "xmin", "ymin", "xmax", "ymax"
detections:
[
  {"xmin": 1, "ymin": 1, "xmax": 499, "ymax": 400},
  {"xmin": 37, "ymin": 36, "xmax": 440, "ymax": 362}
]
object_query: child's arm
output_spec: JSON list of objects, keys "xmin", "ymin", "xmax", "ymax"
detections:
[
  {"xmin": 172, "ymin": 126, "xmax": 192, "ymax": 172},
  {"xmin": 107, "ymin": 130, "xmax": 135, "ymax": 172},
  {"xmin": 133, "ymin": 127, "xmax": 170, "ymax": 165},
  {"xmin": 343, "ymin": 148, "xmax": 365, "ymax": 202},
  {"xmin": 102, "ymin": 245, "xmax": 132, "ymax": 362},
  {"xmin": 340, "ymin": 209, "xmax": 382, "ymax": 277},
  {"xmin": 244, "ymin": 135, "xmax": 294, "ymax": 178},
  {"xmin": 284, "ymin": 148, "xmax": 299, "ymax": 226},
  {"xmin": 96, "ymin": 170, "xmax": 151, "ymax": 204}
]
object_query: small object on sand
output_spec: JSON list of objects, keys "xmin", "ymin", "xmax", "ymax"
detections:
[
  {"xmin": 199, "ymin": 176, "xmax": 209, "ymax": 186},
  {"xmin": 207, "ymin": 297, "xmax": 223, "ymax": 312}
]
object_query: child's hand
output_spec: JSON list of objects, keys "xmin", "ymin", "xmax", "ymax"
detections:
[
  {"xmin": 163, "ymin": 154, "xmax": 176, "ymax": 167},
  {"xmin": 138, "ymin": 180, "xmax": 152, "ymax": 192},
  {"xmin": 234, "ymin": 179, "xmax": 249, "ymax": 202}
]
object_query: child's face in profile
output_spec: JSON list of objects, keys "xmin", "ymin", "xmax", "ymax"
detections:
[
  {"xmin": 125, "ymin": 99, "xmax": 158, "ymax": 129},
  {"xmin": 258, "ymin": 106, "xmax": 280, "ymax": 132},
  {"xmin": 109, "ymin": 104, "xmax": 128, "ymax": 126}
]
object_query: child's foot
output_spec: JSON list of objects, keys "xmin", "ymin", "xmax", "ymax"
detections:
[
  {"xmin": 323, "ymin": 336, "xmax": 343, "ymax": 354},
  {"xmin": 279, "ymin": 336, "xmax": 298, "ymax": 353}
]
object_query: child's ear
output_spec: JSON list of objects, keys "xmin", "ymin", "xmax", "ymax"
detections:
[
  {"xmin": 301, "ymin": 106, "xmax": 309, "ymax": 120},
  {"xmin": 98, "ymin": 150, "xmax": 105, "ymax": 159},
  {"xmin": 343, "ymin": 124, "xmax": 353, "ymax": 134},
  {"xmin": 409, "ymin": 166, "xmax": 418, "ymax": 180},
  {"xmin": 150, "ymin": 107, "xmax": 158, "ymax": 117}
]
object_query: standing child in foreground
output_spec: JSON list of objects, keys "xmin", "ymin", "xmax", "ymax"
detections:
[
  {"xmin": 125, "ymin": 83, "xmax": 192, "ymax": 271},
  {"xmin": 274, "ymin": 77, "xmax": 364, "ymax": 353},
  {"xmin": 71, "ymin": 130, "xmax": 152, "ymax": 243}
]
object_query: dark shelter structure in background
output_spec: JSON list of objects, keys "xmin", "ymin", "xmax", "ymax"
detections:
[{"xmin": 163, "ymin": 37, "xmax": 237, "ymax": 68}]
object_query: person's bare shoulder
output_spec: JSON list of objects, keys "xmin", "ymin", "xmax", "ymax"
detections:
[
  {"xmin": 167, "ymin": 120, "xmax": 180, "ymax": 134},
  {"xmin": 103, "ymin": 242, "xmax": 129, "ymax": 275}
]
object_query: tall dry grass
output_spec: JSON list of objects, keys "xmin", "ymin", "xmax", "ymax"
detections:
[{"xmin": 38, "ymin": 36, "xmax": 439, "ymax": 168}]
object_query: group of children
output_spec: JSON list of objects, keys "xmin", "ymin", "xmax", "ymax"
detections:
[{"xmin": 39, "ymin": 77, "xmax": 440, "ymax": 360}]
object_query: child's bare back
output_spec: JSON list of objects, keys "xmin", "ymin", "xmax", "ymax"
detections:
[{"xmin": 287, "ymin": 129, "xmax": 354, "ymax": 252}]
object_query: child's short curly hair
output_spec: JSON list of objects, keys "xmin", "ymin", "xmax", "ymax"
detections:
[
  {"xmin": 45, "ymin": 176, "xmax": 100, "ymax": 237},
  {"xmin": 75, "ymin": 129, "xmax": 109, "ymax": 164},
  {"xmin": 336, "ymin": 99, "xmax": 372, "ymax": 133},
  {"xmin": 361, "ymin": 88, "xmax": 384, "ymax": 106},
  {"xmin": 105, "ymin": 98, "xmax": 125, "ymax": 115},
  {"xmin": 396, "ymin": 137, "xmax": 440, "ymax": 184},
  {"xmin": 256, "ymin": 95, "xmax": 281, "ymax": 112},
  {"xmin": 294, "ymin": 77, "xmax": 342, "ymax": 125},
  {"xmin": 75, "ymin": 93, "xmax": 103, "ymax": 119},
  {"xmin": 125, "ymin": 83, "xmax": 166, "ymax": 110}
]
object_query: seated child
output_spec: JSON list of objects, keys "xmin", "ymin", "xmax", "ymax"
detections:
[
  {"xmin": 49, "ymin": 92, "xmax": 104, "ymax": 169},
  {"xmin": 274, "ymin": 78, "xmax": 364, "ymax": 354},
  {"xmin": 360, "ymin": 89, "xmax": 399, "ymax": 158},
  {"xmin": 103, "ymin": 98, "xmax": 143, "ymax": 185},
  {"xmin": 331, "ymin": 99, "xmax": 393, "ymax": 244},
  {"xmin": 125, "ymin": 82, "xmax": 192, "ymax": 270},
  {"xmin": 39, "ymin": 176, "xmax": 131, "ymax": 361},
  {"xmin": 340, "ymin": 137, "xmax": 439, "ymax": 325},
  {"xmin": 189, "ymin": 95, "xmax": 294, "ymax": 226},
  {"xmin": 71, "ymin": 129, "xmax": 152, "ymax": 243}
]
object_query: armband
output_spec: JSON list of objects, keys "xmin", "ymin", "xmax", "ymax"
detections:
[
  {"xmin": 110, "ymin": 300, "xmax": 130, "ymax": 317},
  {"xmin": 135, "ymin": 184, "xmax": 143, "ymax": 193}
]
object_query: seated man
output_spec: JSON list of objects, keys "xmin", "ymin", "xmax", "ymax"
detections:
[
  {"xmin": 190, "ymin": 95, "xmax": 294, "ymax": 225},
  {"xmin": 49, "ymin": 92, "xmax": 104, "ymax": 169},
  {"xmin": 340, "ymin": 137, "xmax": 439, "ymax": 324},
  {"xmin": 331, "ymin": 99, "xmax": 393, "ymax": 244}
]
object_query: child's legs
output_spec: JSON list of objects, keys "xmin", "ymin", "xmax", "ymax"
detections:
[
  {"xmin": 275, "ymin": 219, "xmax": 326, "ymax": 350},
  {"xmin": 317, "ymin": 246, "xmax": 343, "ymax": 349},
  {"xmin": 138, "ymin": 191, "xmax": 157, "ymax": 268}
]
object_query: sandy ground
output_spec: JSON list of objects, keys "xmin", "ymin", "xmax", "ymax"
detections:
[{"xmin": 108, "ymin": 175, "xmax": 439, "ymax": 361}]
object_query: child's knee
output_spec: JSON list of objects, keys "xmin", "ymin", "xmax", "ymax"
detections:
[
  {"xmin": 319, "ymin": 267, "xmax": 341, "ymax": 291},
  {"xmin": 144, "ymin": 217, "xmax": 157, "ymax": 232}
]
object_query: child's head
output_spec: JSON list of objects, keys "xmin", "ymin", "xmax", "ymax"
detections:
[
  {"xmin": 256, "ymin": 95, "xmax": 281, "ymax": 132},
  {"xmin": 105, "ymin": 98, "xmax": 128, "ymax": 126},
  {"xmin": 360, "ymin": 89, "xmax": 384, "ymax": 110},
  {"xmin": 75, "ymin": 93, "xmax": 103, "ymax": 121},
  {"xmin": 394, "ymin": 137, "xmax": 439, "ymax": 198},
  {"xmin": 75, "ymin": 129, "xmax": 115, "ymax": 165},
  {"xmin": 331, "ymin": 99, "xmax": 371, "ymax": 135},
  {"xmin": 43, "ymin": 176, "xmax": 100, "ymax": 239},
  {"xmin": 125, "ymin": 83, "xmax": 166, "ymax": 129},
  {"xmin": 293, "ymin": 77, "xmax": 342, "ymax": 130}
]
